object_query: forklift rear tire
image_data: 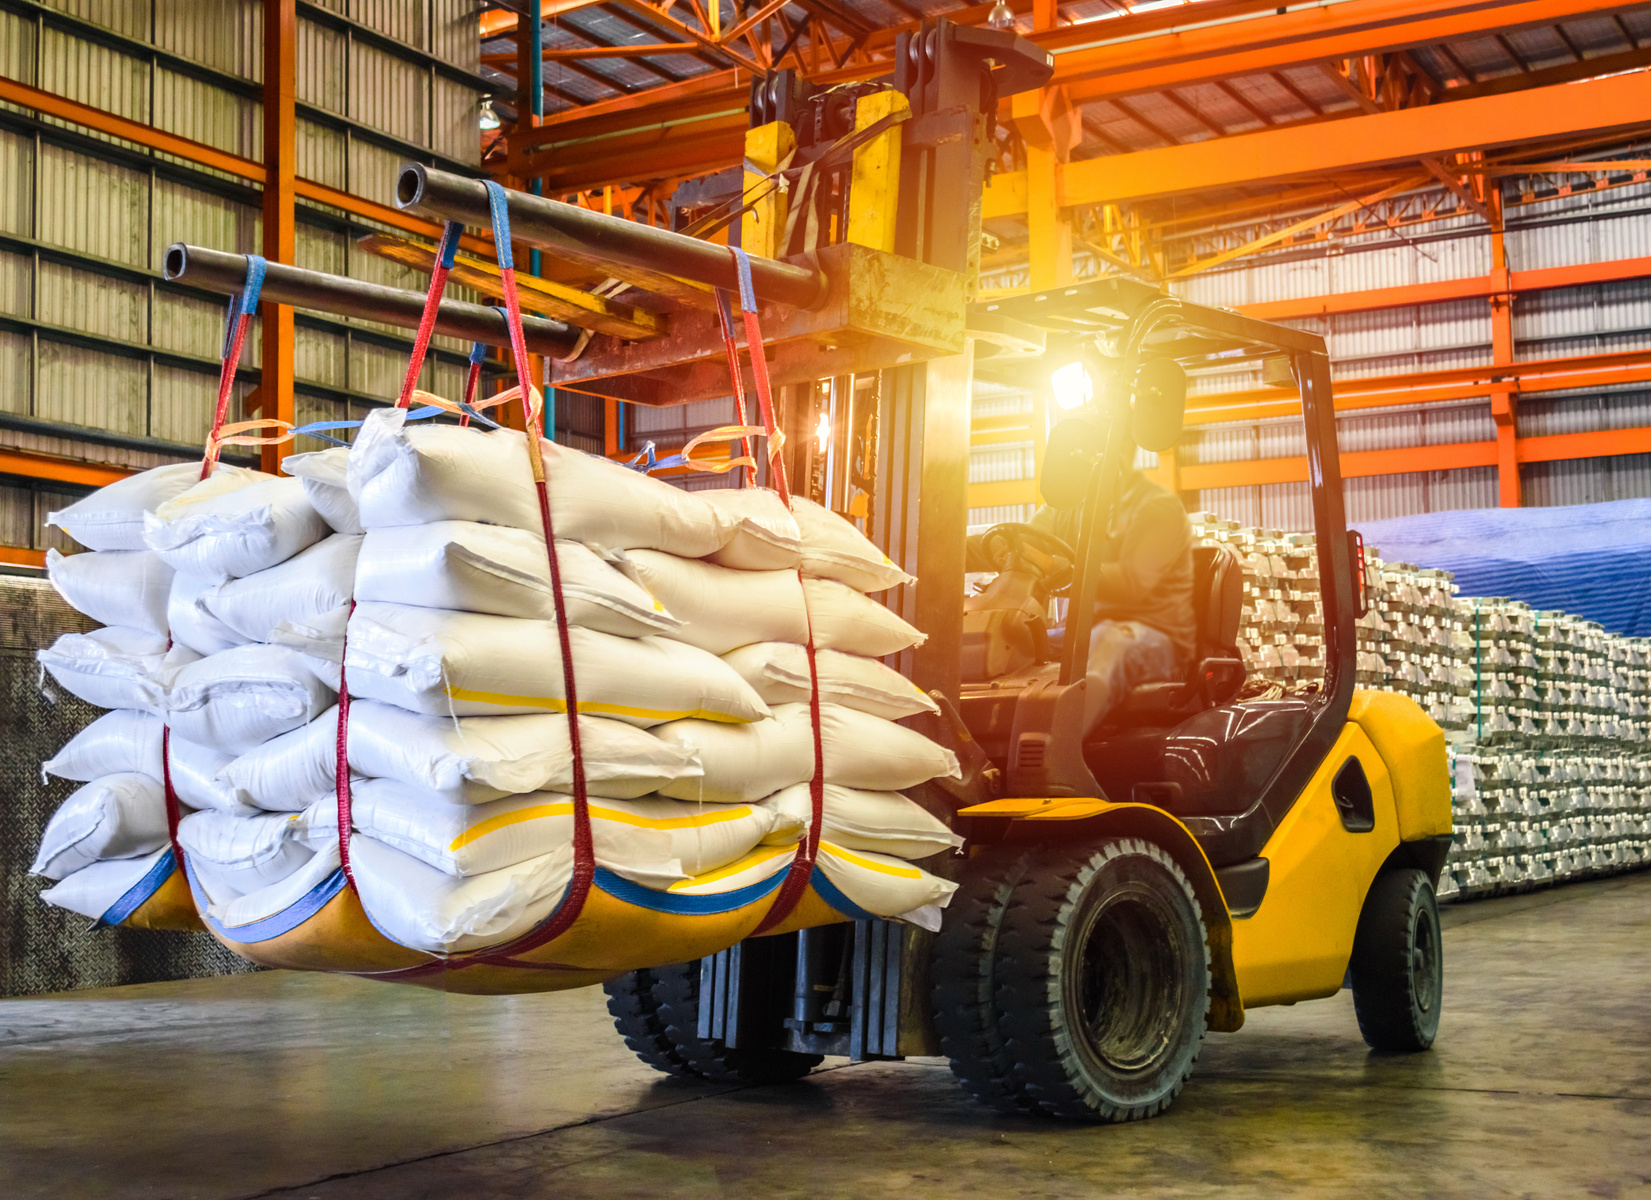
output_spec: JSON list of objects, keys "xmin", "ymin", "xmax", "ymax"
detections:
[
  {"xmin": 602, "ymin": 967, "xmax": 703, "ymax": 1078},
  {"xmin": 1350, "ymin": 867, "xmax": 1443, "ymax": 1052},
  {"xmin": 651, "ymin": 961, "xmax": 825, "ymax": 1084},
  {"xmin": 931, "ymin": 845, "xmax": 1037, "ymax": 1112},
  {"xmin": 995, "ymin": 838, "xmax": 1210, "ymax": 1122}
]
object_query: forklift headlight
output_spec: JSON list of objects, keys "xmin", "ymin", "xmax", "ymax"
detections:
[{"xmin": 1050, "ymin": 360, "xmax": 1094, "ymax": 410}]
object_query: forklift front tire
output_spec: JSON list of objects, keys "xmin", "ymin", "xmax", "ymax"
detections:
[
  {"xmin": 995, "ymin": 838, "xmax": 1211, "ymax": 1122},
  {"xmin": 1350, "ymin": 867, "xmax": 1443, "ymax": 1052},
  {"xmin": 931, "ymin": 845, "xmax": 1038, "ymax": 1112},
  {"xmin": 651, "ymin": 961, "xmax": 825, "ymax": 1084}
]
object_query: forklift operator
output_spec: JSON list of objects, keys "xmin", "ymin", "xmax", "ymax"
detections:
[{"xmin": 966, "ymin": 466, "xmax": 1197, "ymax": 734}]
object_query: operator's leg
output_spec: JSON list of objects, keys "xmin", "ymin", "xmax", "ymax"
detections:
[{"xmin": 1082, "ymin": 619, "xmax": 1180, "ymax": 734}]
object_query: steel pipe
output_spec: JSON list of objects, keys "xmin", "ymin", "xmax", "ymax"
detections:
[
  {"xmin": 163, "ymin": 243, "xmax": 585, "ymax": 359},
  {"xmin": 396, "ymin": 164, "xmax": 827, "ymax": 310}
]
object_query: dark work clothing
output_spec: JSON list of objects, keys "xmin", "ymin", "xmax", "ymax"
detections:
[{"xmin": 970, "ymin": 470, "xmax": 1197, "ymax": 666}]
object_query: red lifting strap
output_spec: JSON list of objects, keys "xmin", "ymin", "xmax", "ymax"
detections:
[
  {"xmin": 719, "ymin": 247, "xmax": 822, "ymax": 935},
  {"xmin": 464, "ymin": 182, "xmax": 595, "ymax": 963},
  {"xmin": 335, "ymin": 219, "xmax": 461, "ymax": 892},
  {"xmin": 160, "ymin": 726, "xmax": 186, "ymax": 872},
  {"xmin": 201, "ymin": 255, "xmax": 266, "ymax": 478}
]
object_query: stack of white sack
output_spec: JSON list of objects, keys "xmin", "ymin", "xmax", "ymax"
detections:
[
  {"xmin": 33, "ymin": 459, "xmax": 346, "ymax": 919},
  {"xmin": 32, "ymin": 409, "xmax": 962, "ymax": 960}
]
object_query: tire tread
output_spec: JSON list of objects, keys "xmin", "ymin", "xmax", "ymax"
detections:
[{"xmin": 994, "ymin": 838, "xmax": 1210, "ymax": 1122}]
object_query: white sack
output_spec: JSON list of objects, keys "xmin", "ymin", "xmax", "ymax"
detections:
[
  {"xmin": 176, "ymin": 810, "xmax": 314, "ymax": 905},
  {"xmin": 623, "ymin": 556, "xmax": 924, "ymax": 658},
  {"xmin": 816, "ymin": 841, "xmax": 957, "ymax": 923},
  {"xmin": 39, "ymin": 847, "xmax": 171, "ymax": 922},
  {"xmin": 654, "ymin": 702, "xmax": 960, "ymax": 804},
  {"xmin": 226, "ymin": 701, "xmax": 701, "ymax": 811},
  {"xmin": 43, "ymin": 709, "xmax": 249, "ymax": 815},
  {"xmin": 157, "ymin": 643, "xmax": 336, "ymax": 754},
  {"xmin": 762, "ymin": 784, "xmax": 962, "ymax": 860},
  {"xmin": 37, "ymin": 627, "xmax": 186, "ymax": 711},
  {"xmin": 804, "ymin": 579, "xmax": 925, "ymax": 656},
  {"xmin": 791, "ymin": 497, "xmax": 913, "ymax": 593},
  {"xmin": 207, "ymin": 840, "xmax": 338, "ymax": 931},
  {"xmin": 47, "ymin": 548, "xmax": 173, "ymax": 635},
  {"xmin": 722, "ymin": 642, "xmax": 938, "ymax": 720},
  {"xmin": 168, "ymin": 571, "xmax": 251, "ymax": 656},
  {"xmin": 625, "ymin": 551, "xmax": 806, "ymax": 654},
  {"xmin": 145, "ymin": 473, "xmax": 328, "ymax": 582},
  {"xmin": 168, "ymin": 735, "xmax": 252, "ymax": 816},
  {"xmin": 698, "ymin": 487, "xmax": 802, "ymax": 570},
  {"xmin": 323, "ymin": 602, "xmax": 767, "ymax": 727},
  {"xmin": 349, "ymin": 834, "xmax": 574, "ymax": 955},
  {"xmin": 31, "ymin": 773, "xmax": 171, "ymax": 879},
  {"xmin": 348, "ymin": 408, "xmax": 730, "ymax": 556},
  {"xmin": 306, "ymin": 784, "xmax": 792, "ymax": 878},
  {"xmin": 44, "ymin": 710, "xmax": 163, "ymax": 782},
  {"xmin": 45, "ymin": 462, "xmax": 213, "ymax": 552},
  {"xmin": 204, "ymin": 533, "xmax": 362, "ymax": 644},
  {"xmin": 658, "ymin": 838, "xmax": 956, "ymax": 927},
  {"xmin": 354, "ymin": 522, "xmax": 676, "ymax": 637},
  {"xmin": 282, "ymin": 447, "xmax": 362, "ymax": 534}
]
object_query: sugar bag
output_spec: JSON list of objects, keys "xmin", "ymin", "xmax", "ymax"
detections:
[
  {"xmin": 45, "ymin": 461, "xmax": 217, "ymax": 552},
  {"xmin": 46, "ymin": 548, "xmax": 173, "ymax": 635},
  {"xmin": 722, "ymin": 642, "xmax": 937, "ymax": 720},
  {"xmin": 31, "ymin": 773, "xmax": 171, "ymax": 879},
  {"xmin": 354, "ymin": 522, "xmax": 676, "ymax": 637},
  {"xmin": 282, "ymin": 446, "xmax": 362, "ymax": 534},
  {"xmin": 146, "ymin": 473, "xmax": 328, "ymax": 581},
  {"xmin": 348, "ymin": 408, "xmax": 731, "ymax": 556}
]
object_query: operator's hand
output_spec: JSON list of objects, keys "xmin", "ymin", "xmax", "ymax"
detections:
[{"xmin": 979, "ymin": 527, "xmax": 1013, "ymax": 572}]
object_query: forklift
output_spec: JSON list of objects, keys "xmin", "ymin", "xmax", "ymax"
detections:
[
  {"xmin": 167, "ymin": 14, "xmax": 1454, "ymax": 1123},
  {"xmin": 575, "ymin": 25, "xmax": 1454, "ymax": 1122},
  {"xmin": 601, "ymin": 279, "xmax": 1455, "ymax": 1121}
]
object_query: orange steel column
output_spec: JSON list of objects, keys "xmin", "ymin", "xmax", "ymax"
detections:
[
  {"xmin": 261, "ymin": 0, "xmax": 297, "ymax": 476},
  {"xmin": 1489, "ymin": 196, "xmax": 1521, "ymax": 507},
  {"xmin": 1012, "ymin": 0, "xmax": 1077, "ymax": 291}
]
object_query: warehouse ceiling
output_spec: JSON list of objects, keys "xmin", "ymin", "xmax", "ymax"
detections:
[{"xmin": 475, "ymin": 0, "xmax": 1651, "ymax": 278}]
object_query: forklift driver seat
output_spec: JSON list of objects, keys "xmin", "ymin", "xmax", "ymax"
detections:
[{"xmin": 1100, "ymin": 543, "xmax": 1246, "ymax": 728}]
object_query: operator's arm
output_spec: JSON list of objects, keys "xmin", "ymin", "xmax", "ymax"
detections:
[
  {"xmin": 966, "ymin": 506, "xmax": 1076, "ymax": 571},
  {"xmin": 1090, "ymin": 494, "xmax": 1191, "ymax": 608}
]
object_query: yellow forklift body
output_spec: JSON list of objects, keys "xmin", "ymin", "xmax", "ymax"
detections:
[
  {"xmin": 1231, "ymin": 721, "xmax": 1403, "ymax": 1008},
  {"xmin": 1348, "ymin": 689, "xmax": 1454, "ymax": 841}
]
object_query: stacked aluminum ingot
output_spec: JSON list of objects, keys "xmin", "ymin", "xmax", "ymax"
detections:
[
  {"xmin": 1443, "ymin": 744, "xmax": 1651, "ymax": 900},
  {"xmin": 1442, "ymin": 604, "xmax": 1651, "ymax": 899},
  {"xmin": 1185, "ymin": 513, "xmax": 1651, "ymax": 902},
  {"xmin": 1188, "ymin": 516, "xmax": 1324, "ymax": 685}
]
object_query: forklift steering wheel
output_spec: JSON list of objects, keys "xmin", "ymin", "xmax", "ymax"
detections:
[{"xmin": 980, "ymin": 523, "xmax": 1078, "ymax": 590}]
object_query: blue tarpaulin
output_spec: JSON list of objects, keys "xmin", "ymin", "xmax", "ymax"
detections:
[{"xmin": 1354, "ymin": 500, "xmax": 1651, "ymax": 636}]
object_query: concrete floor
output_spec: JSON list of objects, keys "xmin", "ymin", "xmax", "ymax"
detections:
[{"xmin": 4, "ymin": 874, "xmax": 1648, "ymax": 1200}]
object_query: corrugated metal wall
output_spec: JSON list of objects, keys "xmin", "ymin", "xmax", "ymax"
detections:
[
  {"xmin": 0, "ymin": 0, "xmax": 485, "ymax": 553},
  {"xmin": 1177, "ymin": 179, "xmax": 1651, "ymax": 526}
]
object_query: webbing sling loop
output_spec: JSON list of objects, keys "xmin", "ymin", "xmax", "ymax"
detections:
[
  {"xmin": 160, "ymin": 721, "xmax": 186, "ymax": 875},
  {"xmin": 334, "ymin": 598, "xmax": 359, "ymax": 887},
  {"xmin": 722, "ymin": 246, "xmax": 824, "ymax": 935},
  {"xmin": 201, "ymin": 254, "xmax": 266, "ymax": 478},
  {"xmin": 713, "ymin": 289, "xmax": 756, "ymax": 488},
  {"xmin": 461, "ymin": 337, "xmax": 489, "ymax": 428},
  {"xmin": 395, "ymin": 220, "xmax": 464, "ymax": 410}
]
